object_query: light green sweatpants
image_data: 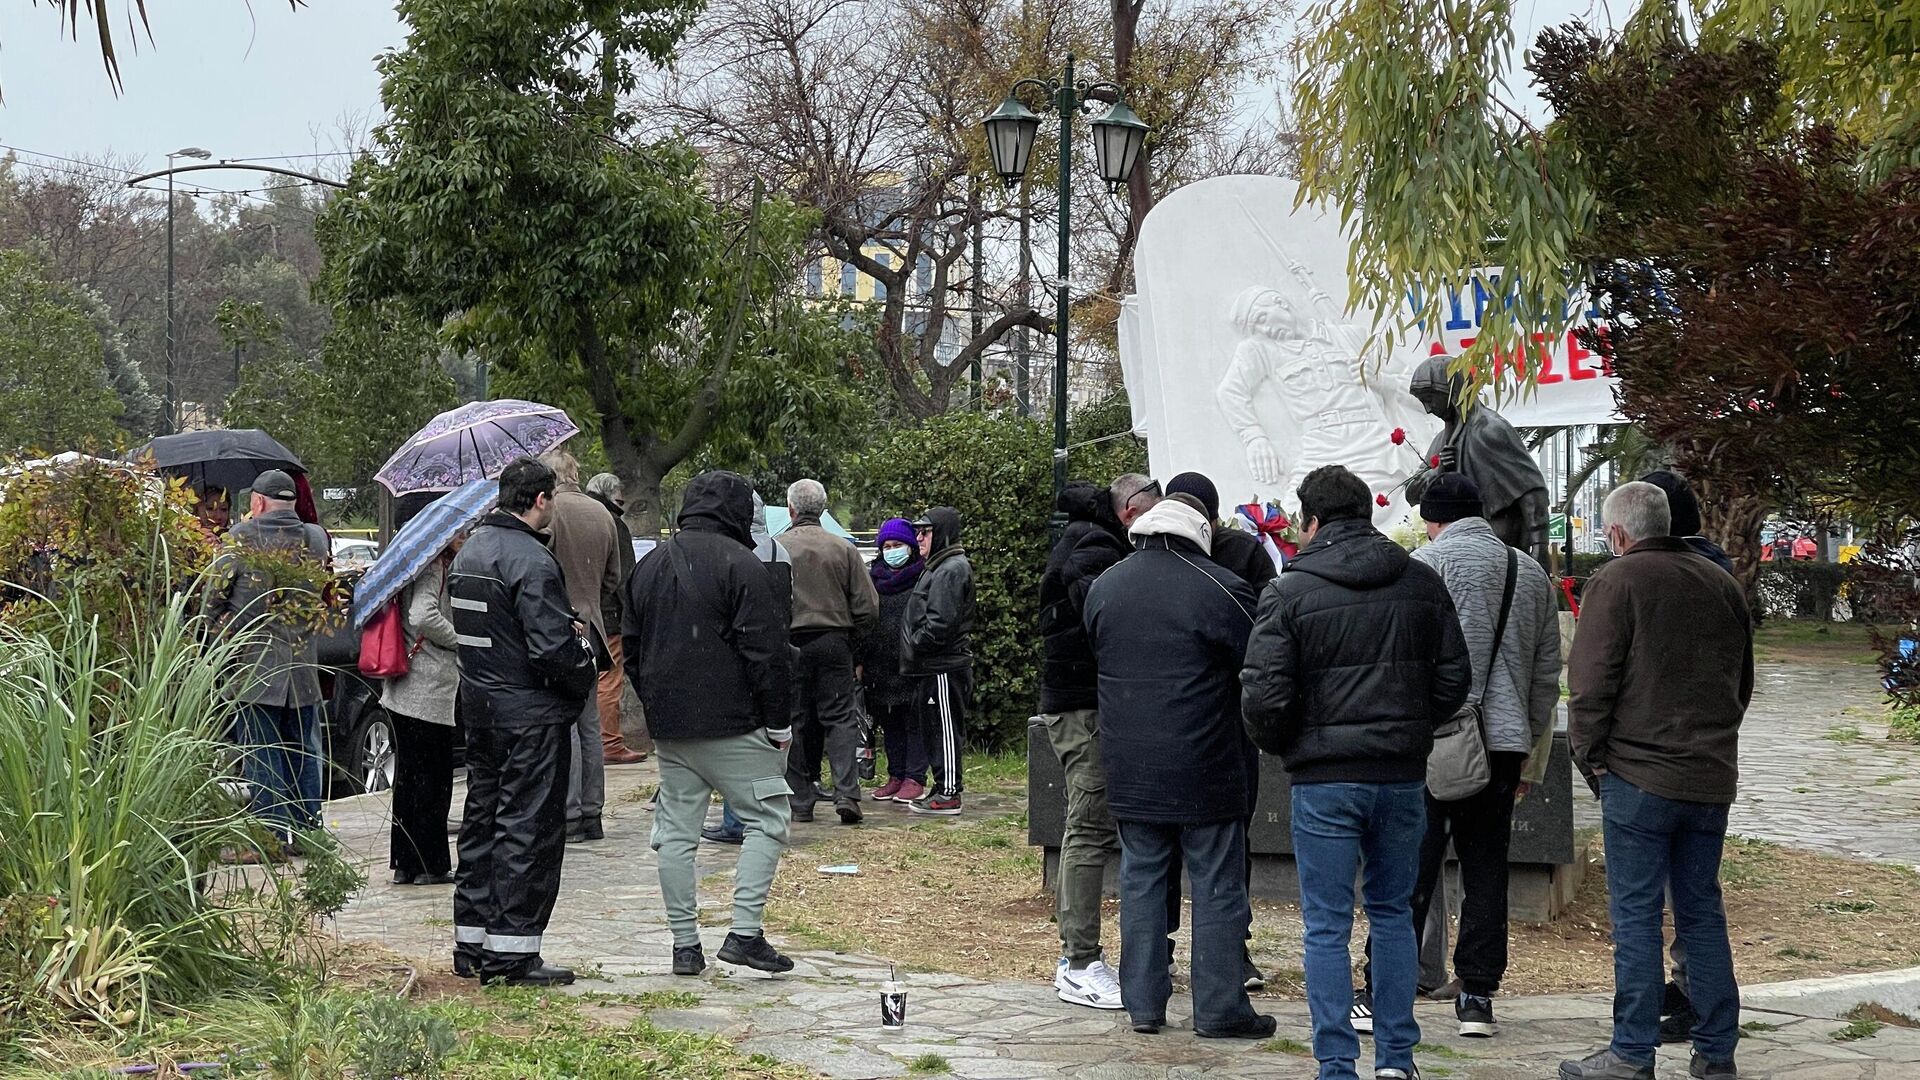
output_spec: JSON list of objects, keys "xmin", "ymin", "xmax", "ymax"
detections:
[{"xmin": 651, "ymin": 731, "xmax": 793, "ymax": 947}]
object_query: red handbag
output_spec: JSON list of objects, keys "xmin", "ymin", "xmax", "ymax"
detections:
[{"xmin": 358, "ymin": 599, "xmax": 416, "ymax": 679}]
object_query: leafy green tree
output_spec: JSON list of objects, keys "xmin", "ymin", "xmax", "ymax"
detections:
[
  {"xmin": 1064, "ymin": 391, "xmax": 1147, "ymax": 494},
  {"xmin": 0, "ymin": 249, "xmax": 122, "ymax": 452},
  {"xmin": 326, "ymin": 0, "xmax": 857, "ymax": 532},
  {"xmin": 225, "ymin": 303, "xmax": 458, "ymax": 520},
  {"xmin": 1292, "ymin": 0, "xmax": 1920, "ymax": 377}
]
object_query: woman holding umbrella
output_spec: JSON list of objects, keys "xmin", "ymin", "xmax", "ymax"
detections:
[{"xmin": 355, "ymin": 480, "xmax": 501, "ymax": 885}]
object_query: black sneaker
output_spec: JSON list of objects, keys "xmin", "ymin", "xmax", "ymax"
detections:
[
  {"xmin": 1350, "ymin": 987, "xmax": 1374, "ymax": 1035},
  {"xmin": 1661, "ymin": 1002, "xmax": 1699, "ymax": 1044},
  {"xmin": 836, "ymin": 801, "xmax": 863, "ymax": 825},
  {"xmin": 1689, "ymin": 1053, "xmax": 1738, "ymax": 1079},
  {"xmin": 718, "ymin": 931, "xmax": 794, "ymax": 973},
  {"xmin": 453, "ymin": 951, "xmax": 478, "ymax": 979},
  {"xmin": 672, "ymin": 944, "xmax": 707, "ymax": 976},
  {"xmin": 1242, "ymin": 953, "xmax": 1267, "ymax": 992},
  {"xmin": 487, "ymin": 959, "xmax": 575, "ymax": 987},
  {"xmin": 790, "ymin": 802, "xmax": 815, "ymax": 823},
  {"xmin": 1457, "ymin": 992, "xmax": 1496, "ymax": 1038}
]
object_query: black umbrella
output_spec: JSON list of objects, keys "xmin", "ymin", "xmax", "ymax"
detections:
[{"xmin": 130, "ymin": 429, "xmax": 305, "ymax": 495}]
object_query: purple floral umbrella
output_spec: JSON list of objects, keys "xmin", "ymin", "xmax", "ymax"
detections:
[{"xmin": 375, "ymin": 399, "xmax": 579, "ymax": 495}]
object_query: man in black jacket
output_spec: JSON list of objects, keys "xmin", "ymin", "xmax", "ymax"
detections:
[
  {"xmin": 1084, "ymin": 493, "xmax": 1274, "ymax": 1039},
  {"xmin": 449, "ymin": 457, "xmax": 596, "ymax": 987},
  {"xmin": 624, "ymin": 470, "xmax": 797, "ymax": 976},
  {"xmin": 902, "ymin": 506, "xmax": 974, "ymax": 816},
  {"xmin": 1037, "ymin": 480, "xmax": 1132, "ymax": 1010},
  {"xmin": 1242, "ymin": 465, "xmax": 1471, "ymax": 1080}
]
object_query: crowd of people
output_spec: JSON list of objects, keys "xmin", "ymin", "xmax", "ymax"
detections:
[
  {"xmin": 1037, "ymin": 464, "xmax": 1752, "ymax": 1080},
  {"xmin": 203, "ymin": 445, "xmax": 1754, "ymax": 1080}
]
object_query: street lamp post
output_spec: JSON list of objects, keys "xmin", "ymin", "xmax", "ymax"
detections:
[
  {"xmin": 983, "ymin": 55, "xmax": 1148, "ymax": 506},
  {"xmin": 163, "ymin": 146, "xmax": 212, "ymax": 433}
]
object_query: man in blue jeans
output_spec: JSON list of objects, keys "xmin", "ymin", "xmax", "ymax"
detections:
[
  {"xmin": 1242, "ymin": 466, "xmax": 1471, "ymax": 1079},
  {"xmin": 1562, "ymin": 481, "xmax": 1752, "ymax": 1080},
  {"xmin": 203, "ymin": 469, "xmax": 332, "ymax": 855}
]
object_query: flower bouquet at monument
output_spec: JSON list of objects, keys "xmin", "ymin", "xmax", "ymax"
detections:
[
  {"xmin": 1230, "ymin": 498, "xmax": 1298, "ymax": 570},
  {"xmin": 1375, "ymin": 426, "xmax": 1444, "ymax": 507}
]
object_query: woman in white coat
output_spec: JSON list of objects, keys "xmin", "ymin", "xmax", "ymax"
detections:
[{"xmin": 382, "ymin": 537, "xmax": 463, "ymax": 885}]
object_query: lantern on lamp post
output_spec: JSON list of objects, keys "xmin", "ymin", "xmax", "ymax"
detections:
[{"xmin": 982, "ymin": 55, "xmax": 1149, "ymax": 505}]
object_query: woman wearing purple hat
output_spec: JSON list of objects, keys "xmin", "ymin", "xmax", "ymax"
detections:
[{"xmin": 859, "ymin": 518, "xmax": 930, "ymax": 802}]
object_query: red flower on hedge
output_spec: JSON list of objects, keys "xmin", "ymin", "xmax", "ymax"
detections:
[
  {"xmin": 1390, "ymin": 427, "xmax": 1407, "ymax": 445},
  {"xmin": 1375, "ymin": 493, "xmax": 1390, "ymax": 507}
]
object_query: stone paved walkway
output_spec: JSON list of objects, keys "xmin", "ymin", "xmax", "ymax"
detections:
[
  {"xmin": 330, "ymin": 657, "xmax": 1920, "ymax": 1077},
  {"xmin": 1570, "ymin": 659, "xmax": 1920, "ymax": 865}
]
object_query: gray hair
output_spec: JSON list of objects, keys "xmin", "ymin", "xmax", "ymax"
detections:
[
  {"xmin": 584, "ymin": 471, "xmax": 622, "ymax": 501},
  {"xmin": 538, "ymin": 447, "xmax": 580, "ymax": 486},
  {"xmin": 1604, "ymin": 481, "xmax": 1673, "ymax": 547},
  {"xmin": 787, "ymin": 478, "xmax": 828, "ymax": 517},
  {"xmin": 1110, "ymin": 473, "xmax": 1161, "ymax": 518}
]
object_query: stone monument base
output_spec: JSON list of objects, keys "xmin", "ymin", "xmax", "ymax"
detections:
[
  {"xmin": 1028, "ymin": 717, "xmax": 1584, "ymax": 923},
  {"xmin": 1040, "ymin": 839, "xmax": 1587, "ymax": 924}
]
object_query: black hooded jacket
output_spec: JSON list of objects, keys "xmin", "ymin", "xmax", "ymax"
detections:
[
  {"xmin": 449, "ymin": 510, "xmax": 597, "ymax": 729},
  {"xmin": 1241, "ymin": 517, "xmax": 1472, "ymax": 784},
  {"xmin": 901, "ymin": 506, "xmax": 974, "ymax": 675},
  {"xmin": 1039, "ymin": 482, "xmax": 1130, "ymax": 712},
  {"xmin": 622, "ymin": 471, "xmax": 792, "ymax": 741}
]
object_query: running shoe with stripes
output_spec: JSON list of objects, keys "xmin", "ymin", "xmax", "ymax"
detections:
[
  {"xmin": 908, "ymin": 793, "xmax": 962, "ymax": 815},
  {"xmin": 1350, "ymin": 987, "xmax": 1374, "ymax": 1034},
  {"xmin": 1054, "ymin": 956, "xmax": 1125, "ymax": 1010}
]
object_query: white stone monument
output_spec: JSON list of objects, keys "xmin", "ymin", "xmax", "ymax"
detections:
[{"xmin": 1118, "ymin": 175, "xmax": 1439, "ymax": 527}]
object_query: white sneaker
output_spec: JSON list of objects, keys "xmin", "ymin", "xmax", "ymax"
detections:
[
  {"xmin": 1056, "ymin": 958, "xmax": 1125, "ymax": 1010},
  {"xmin": 1350, "ymin": 989, "xmax": 1374, "ymax": 1035},
  {"xmin": 1377, "ymin": 1069, "xmax": 1419, "ymax": 1080}
]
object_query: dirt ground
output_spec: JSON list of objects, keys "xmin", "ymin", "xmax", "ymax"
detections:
[
  {"xmin": 755, "ymin": 810, "xmax": 1920, "ymax": 999},
  {"xmin": 1754, "ymin": 620, "xmax": 1883, "ymax": 667}
]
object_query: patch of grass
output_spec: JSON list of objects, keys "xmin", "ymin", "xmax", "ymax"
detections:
[
  {"xmin": 1889, "ymin": 705, "xmax": 1920, "ymax": 743},
  {"xmin": 1755, "ymin": 620, "xmax": 1879, "ymax": 665},
  {"xmin": 960, "ymin": 749, "xmax": 1027, "ymax": 794},
  {"xmin": 1833, "ymin": 1017, "xmax": 1883, "ymax": 1042},
  {"xmin": 1742, "ymin": 1020, "xmax": 1779, "ymax": 1032},
  {"xmin": 1415, "ymin": 1042, "xmax": 1468, "ymax": 1059},
  {"xmin": 1259, "ymin": 1038, "xmax": 1312, "ymax": 1056},
  {"xmin": 1814, "ymin": 898, "xmax": 1880, "ymax": 915},
  {"xmin": 907, "ymin": 1052, "xmax": 952, "ymax": 1074},
  {"xmin": 629, "ymin": 989, "xmax": 701, "ymax": 1010},
  {"xmin": 423, "ymin": 915, "xmax": 453, "ymax": 930},
  {"xmin": 1824, "ymin": 724, "xmax": 1863, "ymax": 743},
  {"xmin": 1875, "ymin": 775, "xmax": 1906, "ymax": 786},
  {"xmin": 1775, "ymin": 947, "xmax": 1828, "ymax": 961}
]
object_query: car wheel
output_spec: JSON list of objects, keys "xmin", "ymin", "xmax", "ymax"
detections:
[{"xmin": 355, "ymin": 710, "xmax": 397, "ymax": 795}]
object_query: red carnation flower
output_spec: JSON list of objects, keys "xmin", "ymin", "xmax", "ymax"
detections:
[
  {"xmin": 1430, "ymin": 454, "xmax": 1441, "ymax": 468},
  {"xmin": 1375, "ymin": 493, "xmax": 1390, "ymax": 507},
  {"xmin": 1390, "ymin": 427, "xmax": 1407, "ymax": 445}
]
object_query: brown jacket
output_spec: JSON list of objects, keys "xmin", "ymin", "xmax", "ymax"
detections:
[
  {"xmin": 781, "ymin": 517, "xmax": 879, "ymax": 632},
  {"xmin": 545, "ymin": 484, "xmax": 622, "ymax": 638},
  {"xmin": 1567, "ymin": 536, "xmax": 1754, "ymax": 804}
]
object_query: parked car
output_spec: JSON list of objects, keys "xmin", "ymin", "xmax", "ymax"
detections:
[
  {"xmin": 315, "ymin": 580, "xmax": 398, "ymax": 797},
  {"xmin": 331, "ymin": 537, "xmax": 381, "ymax": 574}
]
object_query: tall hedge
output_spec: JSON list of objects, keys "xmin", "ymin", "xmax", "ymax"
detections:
[{"xmin": 850, "ymin": 411, "xmax": 1051, "ymax": 748}]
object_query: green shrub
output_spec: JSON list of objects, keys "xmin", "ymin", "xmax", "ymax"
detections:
[
  {"xmin": 851, "ymin": 411, "xmax": 1051, "ymax": 748},
  {"xmin": 0, "ymin": 592, "xmax": 360, "ymax": 1031}
]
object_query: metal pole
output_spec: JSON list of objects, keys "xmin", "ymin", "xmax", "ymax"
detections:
[
  {"xmin": 165, "ymin": 166, "xmax": 177, "ymax": 435},
  {"xmin": 1016, "ymin": 199, "xmax": 1032, "ymax": 418},
  {"xmin": 970, "ymin": 178, "xmax": 984, "ymax": 409},
  {"xmin": 1052, "ymin": 54, "xmax": 1074, "ymax": 504}
]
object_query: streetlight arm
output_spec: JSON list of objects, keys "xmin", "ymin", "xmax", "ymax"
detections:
[{"xmin": 124, "ymin": 162, "xmax": 347, "ymax": 189}]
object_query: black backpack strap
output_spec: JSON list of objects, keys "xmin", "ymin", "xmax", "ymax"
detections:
[{"xmin": 1472, "ymin": 549, "xmax": 1519, "ymax": 708}]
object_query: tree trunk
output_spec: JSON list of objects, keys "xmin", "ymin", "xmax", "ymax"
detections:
[
  {"xmin": 619, "ymin": 457, "xmax": 670, "ymax": 539},
  {"xmin": 1695, "ymin": 478, "xmax": 1769, "ymax": 621}
]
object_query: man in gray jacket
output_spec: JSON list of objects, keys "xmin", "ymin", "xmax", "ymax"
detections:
[
  {"xmin": 1360, "ymin": 473, "xmax": 1560, "ymax": 1040},
  {"xmin": 203, "ymin": 468, "xmax": 331, "ymax": 851}
]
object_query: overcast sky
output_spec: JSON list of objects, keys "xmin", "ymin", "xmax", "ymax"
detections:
[{"xmin": 0, "ymin": 0, "xmax": 1604, "ymax": 186}]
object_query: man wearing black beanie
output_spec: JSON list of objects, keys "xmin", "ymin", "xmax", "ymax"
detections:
[
  {"xmin": 1356, "ymin": 471, "xmax": 1561, "ymax": 1041},
  {"xmin": 1639, "ymin": 470, "xmax": 1734, "ymax": 574}
]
